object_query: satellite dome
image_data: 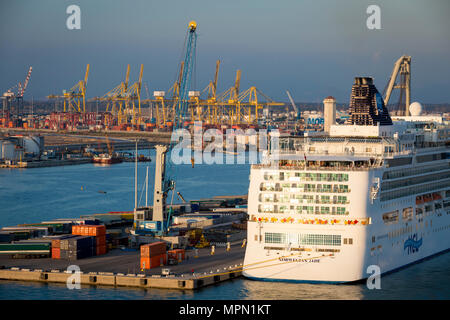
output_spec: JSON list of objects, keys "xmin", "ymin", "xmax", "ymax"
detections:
[{"xmin": 409, "ymin": 102, "xmax": 423, "ymax": 116}]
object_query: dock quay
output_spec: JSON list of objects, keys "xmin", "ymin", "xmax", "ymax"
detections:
[
  {"xmin": 45, "ymin": 140, "xmax": 163, "ymax": 153},
  {"xmin": 0, "ymin": 157, "xmax": 92, "ymax": 168},
  {"xmin": 0, "ymin": 242, "xmax": 245, "ymax": 290}
]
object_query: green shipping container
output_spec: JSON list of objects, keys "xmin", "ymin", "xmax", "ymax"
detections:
[{"xmin": 0, "ymin": 243, "xmax": 50, "ymax": 254}]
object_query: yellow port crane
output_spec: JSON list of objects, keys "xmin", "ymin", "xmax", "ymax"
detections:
[
  {"xmin": 216, "ymin": 69, "xmax": 283, "ymax": 126},
  {"xmin": 90, "ymin": 64, "xmax": 131, "ymax": 125},
  {"xmin": 216, "ymin": 69, "xmax": 241, "ymax": 125},
  {"xmin": 125, "ymin": 64, "xmax": 144, "ymax": 126},
  {"xmin": 192, "ymin": 60, "xmax": 221, "ymax": 124},
  {"xmin": 144, "ymin": 62, "xmax": 184, "ymax": 128},
  {"xmin": 48, "ymin": 64, "xmax": 90, "ymax": 113},
  {"xmin": 235, "ymin": 86, "xmax": 284, "ymax": 125}
]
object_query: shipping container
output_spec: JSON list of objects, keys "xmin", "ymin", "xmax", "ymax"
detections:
[
  {"xmin": 90, "ymin": 225, "xmax": 106, "ymax": 236},
  {"xmin": 140, "ymin": 241, "xmax": 166, "ymax": 257},
  {"xmin": 0, "ymin": 232, "xmax": 12, "ymax": 243},
  {"xmin": 0, "ymin": 243, "xmax": 50, "ymax": 254},
  {"xmin": 48, "ymin": 234, "xmax": 78, "ymax": 249},
  {"xmin": 60, "ymin": 249, "xmax": 92, "ymax": 260},
  {"xmin": 51, "ymin": 247, "xmax": 60, "ymax": 259},
  {"xmin": 140, "ymin": 253, "xmax": 167, "ymax": 269},
  {"xmin": 96, "ymin": 245, "xmax": 107, "ymax": 256},
  {"xmin": 60, "ymin": 236, "xmax": 95, "ymax": 251},
  {"xmin": 72, "ymin": 224, "xmax": 106, "ymax": 236},
  {"xmin": 95, "ymin": 235, "xmax": 106, "ymax": 247}
]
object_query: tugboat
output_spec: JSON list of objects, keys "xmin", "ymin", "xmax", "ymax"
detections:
[
  {"xmin": 92, "ymin": 136, "xmax": 122, "ymax": 164},
  {"xmin": 92, "ymin": 153, "xmax": 122, "ymax": 164}
]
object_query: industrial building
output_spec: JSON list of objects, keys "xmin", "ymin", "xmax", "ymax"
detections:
[{"xmin": 0, "ymin": 135, "xmax": 44, "ymax": 163}]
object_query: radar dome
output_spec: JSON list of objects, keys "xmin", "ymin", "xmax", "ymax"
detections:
[{"xmin": 409, "ymin": 102, "xmax": 423, "ymax": 116}]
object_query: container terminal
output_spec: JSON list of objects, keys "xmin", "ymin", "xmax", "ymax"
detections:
[{"xmin": 0, "ymin": 194, "xmax": 248, "ymax": 290}]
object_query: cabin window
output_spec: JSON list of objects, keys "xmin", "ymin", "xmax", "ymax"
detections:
[
  {"xmin": 402, "ymin": 207, "xmax": 413, "ymax": 221},
  {"xmin": 382, "ymin": 210, "xmax": 399, "ymax": 224}
]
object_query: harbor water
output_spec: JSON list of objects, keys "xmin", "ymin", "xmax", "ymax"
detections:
[{"xmin": 0, "ymin": 150, "xmax": 449, "ymax": 300}]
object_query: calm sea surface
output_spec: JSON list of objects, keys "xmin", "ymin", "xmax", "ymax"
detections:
[{"xmin": 0, "ymin": 150, "xmax": 449, "ymax": 300}]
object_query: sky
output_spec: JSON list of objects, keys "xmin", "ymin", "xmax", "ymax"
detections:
[{"xmin": 1, "ymin": 0, "xmax": 449, "ymax": 104}]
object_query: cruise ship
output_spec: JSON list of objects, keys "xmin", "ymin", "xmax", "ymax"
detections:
[{"xmin": 243, "ymin": 77, "xmax": 450, "ymax": 283}]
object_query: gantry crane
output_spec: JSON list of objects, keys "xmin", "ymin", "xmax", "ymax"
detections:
[
  {"xmin": 125, "ymin": 64, "xmax": 144, "ymax": 126},
  {"xmin": 90, "ymin": 64, "xmax": 131, "ymax": 125},
  {"xmin": 233, "ymin": 86, "xmax": 284, "ymax": 125},
  {"xmin": 383, "ymin": 55, "xmax": 411, "ymax": 116},
  {"xmin": 144, "ymin": 62, "xmax": 184, "ymax": 128},
  {"xmin": 193, "ymin": 60, "xmax": 221, "ymax": 124},
  {"xmin": 48, "ymin": 64, "xmax": 90, "ymax": 113},
  {"xmin": 217, "ymin": 69, "xmax": 241, "ymax": 125},
  {"xmin": 215, "ymin": 69, "xmax": 283, "ymax": 126}
]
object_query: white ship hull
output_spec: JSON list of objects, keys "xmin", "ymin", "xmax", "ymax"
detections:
[
  {"xmin": 243, "ymin": 214, "xmax": 450, "ymax": 283},
  {"xmin": 243, "ymin": 131, "xmax": 450, "ymax": 283}
]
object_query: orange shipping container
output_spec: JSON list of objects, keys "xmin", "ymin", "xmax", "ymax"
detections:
[
  {"xmin": 96, "ymin": 245, "xmax": 107, "ymax": 256},
  {"xmin": 71, "ymin": 225, "xmax": 80, "ymax": 235},
  {"xmin": 94, "ymin": 225, "xmax": 106, "ymax": 236},
  {"xmin": 52, "ymin": 239, "xmax": 61, "ymax": 249},
  {"xmin": 140, "ymin": 242, "xmax": 166, "ymax": 257},
  {"xmin": 87, "ymin": 225, "xmax": 106, "ymax": 236},
  {"xmin": 80, "ymin": 225, "xmax": 88, "ymax": 235},
  {"xmin": 51, "ymin": 248, "xmax": 61, "ymax": 259},
  {"xmin": 140, "ymin": 254, "xmax": 167, "ymax": 269},
  {"xmin": 95, "ymin": 235, "xmax": 106, "ymax": 246},
  {"xmin": 72, "ymin": 224, "xmax": 106, "ymax": 236}
]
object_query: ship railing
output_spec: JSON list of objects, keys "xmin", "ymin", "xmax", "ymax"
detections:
[
  {"xmin": 273, "ymin": 150, "xmax": 411, "ymax": 158},
  {"xmin": 414, "ymin": 146, "xmax": 448, "ymax": 154},
  {"xmin": 253, "ymin": 164, "xmax": 374, "ymax": 171}
]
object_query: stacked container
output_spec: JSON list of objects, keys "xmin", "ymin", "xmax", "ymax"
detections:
[
  {"xmin": 51, "ymin": 235, "xmax": 77, "ymax": 259},
  {"xmin": 60, "ymin": 236, "xmax": 96, "ymax": 260},
  {"xmin": 72, "ymin": 225, "xmax": 107, "ymax": 256},
  {"xmin": 140, "ymin": 242, "xmax": 167, "ymax": 269}
]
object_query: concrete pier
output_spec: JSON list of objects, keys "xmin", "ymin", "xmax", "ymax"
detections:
[
  {"xmin": 0, "ymin": 268, "xmax": 242, "ymax": 290},
  {"xmin": 0, "ymin": 242, "xmax": 245, "ymax": 290}
]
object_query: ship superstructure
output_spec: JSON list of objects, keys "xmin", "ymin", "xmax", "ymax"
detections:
[{"xmin": 242, "ymin": 77, "xmax": 450, "ymax": 283}]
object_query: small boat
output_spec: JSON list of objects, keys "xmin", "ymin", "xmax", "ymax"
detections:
[{"xmin": 92, "ymin": 153, "xmax": 123, "ymax": 164}]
